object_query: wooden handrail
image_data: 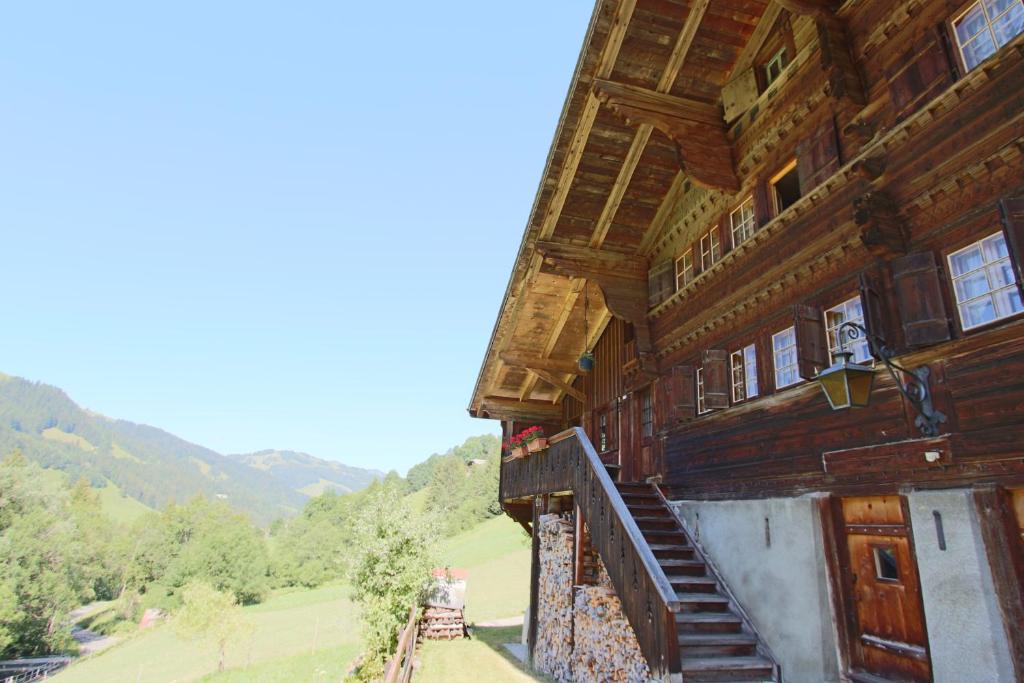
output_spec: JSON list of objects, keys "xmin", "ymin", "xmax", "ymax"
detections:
[
  {"xmin": 501, "ymin": 427, "xmax": 682, "ymax": 679},
  {"xmin": 382, "ymin": 605, "xmax": 418, "ymax": 683}
]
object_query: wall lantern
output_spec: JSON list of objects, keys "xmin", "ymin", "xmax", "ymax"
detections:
[{"xmin": 816, "ymin": 322, "xmax": 947, "ymax": 437}]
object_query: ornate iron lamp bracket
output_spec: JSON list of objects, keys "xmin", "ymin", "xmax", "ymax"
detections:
[{"xmin": 835, "ymin": 322, "xmax": 947, "ymax": 437}]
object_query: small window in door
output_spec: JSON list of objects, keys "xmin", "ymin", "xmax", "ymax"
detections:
[
  {"xmin": 873, "ymin": 545, "xmax": 901, "ymax": 582},
  {"xmin": 640, "ymin": 389, "xmax": 653, "ymax": 439},
  {"xmin": 598, "ymin": 412, "xmax": 608, "ymax": 452}
]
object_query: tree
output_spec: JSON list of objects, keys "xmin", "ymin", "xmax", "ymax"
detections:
[
  {"xmin": 174, "ymin": 581, "xmax": 250, "ymax": 672},
  {"xmin": 348, "ymin": 483, "xmax": 435, "ymax": 677}
]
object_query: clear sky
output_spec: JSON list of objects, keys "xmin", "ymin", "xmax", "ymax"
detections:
[{"xmin": 0, "ymin": 2, "xmax": 592, "ymax": 473}]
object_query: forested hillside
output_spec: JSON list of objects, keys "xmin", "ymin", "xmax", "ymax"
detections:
[
  {"xmin": 228, "ymin": 449, "xmax": 383, "ymax": 496},
  {"xmin": 0, "ymin": 374, "xmax": 308, "ymax": 524}
]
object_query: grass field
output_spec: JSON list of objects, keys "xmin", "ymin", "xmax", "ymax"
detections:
[
  {"xmin": 36, "ymin": 467, "xmax": 153, "ymax": 525},
  {"xmin": 52, "ymin": 585, "xmax": 361, "ymax": 683},
  {"xmin": 53, "ymin": 511, "xmax": 535, "ymax": 682}
]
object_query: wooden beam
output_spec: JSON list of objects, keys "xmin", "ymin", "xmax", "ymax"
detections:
[
  {"xmin": 537, "ymin": 0, "xmax": 637, "ymax": 242},
  {"xmin": 479, "ymin": 396, "xmax": 564, "ymax": 422},
  {"xmin": 730, "ymin": 2, "xmax": 784, "ymax": 80},
  {"xmin": 776, "ymin": 0, "xmax": 837, "ymax": 19},
  {"xmin": 500, "ymin": 353, "xmax": 579, "ymax": 375},
  {"xmin": 594, "ymin": 79, "xmax": 739, "ymax": 191},
  {"xmin": 536, "ymin": 240, "xmax": 648, "ymax": 281},
  {"xmin": 853, "ymin": 191, "xmax": 909, "ymax": 257},
  {"xmin": 530, "ymin": 368, "xmax": 585, "ymax": 402}
]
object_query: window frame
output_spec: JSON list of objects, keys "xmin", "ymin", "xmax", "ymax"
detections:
[
  {"xmin": 769, "ymin": 159, "xmax": 800, "ymax": 217},
  {"xmin": 730, "ymin": 196, "xmax": 757, "ymax": 249},
  {"xmin": 825, "ymin": 295, "xmax": 874, "ymax": 366},
  {"xmin": 764, "ymin": 46, "xmax": 788, "ymax": 87},
  {"xmin": 675, "ymin": 249, "xmax": 694, "ymax": 291},
  {"xmin": 944, "ymin": 229, "xmax": 1023, "ymax": 333},
  {"xmin": 772, "ymin": 326, "xmax": 802, "ymax": 390},
  {"xmin": 696, "ymin": 367, "xmax": 710, "ymax": 415},
  {"xmin": 700, "ymin": 227, "xmax": 721, "ymax": 272},
  {"xmin": 730, "ymin": 344, "xmax": 759, "ymax": 404},
  {"xmin": 640, "ymin": 388, "xmax": 654, "ymax": 439},
  {"xmin": 949, "ymin": 0, "xmax": 1024, "ymax": 73}
]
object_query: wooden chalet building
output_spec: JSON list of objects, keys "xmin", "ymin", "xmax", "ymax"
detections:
[{"xmin": 469, "ymin": 0, "xmax": 1024, "ymax": 681}]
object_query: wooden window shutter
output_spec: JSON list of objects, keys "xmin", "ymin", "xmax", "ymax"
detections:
[
  {"xmin": 794, "ymin": 305, "xmax": 828, "ymax": 380},
  {"xmin": 701, "ymin": 350, "xmax": 729, "ymax": 409},
  {"xmin": 752, "ymin": 180, "xmax": 771, "ymax": 226},
  {"xmin": 885, "ymin": 27, "xmax": 955, "ymax": 122},
  {"xmin": 999, "ymin": 196, "xmax": 1024, "ymax": 300},
  {"xmin": 796, "ymin": 116, "xmax": 840, "ymax": 195},
  {"xmin": 692, "ymin": 239, "xmax": 704, "ymax": 276},
  {"xmin": 858, "ymin": 269, "xmax": 891, "ymax": 360},
  {"xmin": 668, "ymin": 364, "xmax": 696, "ymax": 422},
  {"xmin": 647, "ymin": 260, "xmax": 675, "ymax": 308},
  {"xmin": 892, "ymin": 251, "xmax": 951, "ymax": 347},
  {"xmin": 722, "ymin": 67, "xmax": 758, "ymax": 124}
]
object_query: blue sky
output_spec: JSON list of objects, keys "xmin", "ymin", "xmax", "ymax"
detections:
[{"xmin": 0, "ymin": 2, "xmax": 592, "ymax": 472}]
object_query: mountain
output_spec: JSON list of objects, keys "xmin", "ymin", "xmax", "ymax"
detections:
[
  {"xmin": 227, "ymin": 449, "xmax": 383, "ymax": 496},
  {"xmin": 0, "ymin": 373, "xmax": 371, "ymax": 525}
]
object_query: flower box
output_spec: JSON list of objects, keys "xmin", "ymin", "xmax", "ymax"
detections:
[
  {"xmin": 511, "ymin": 446, "xmax": 524, "ymax": 458},
  {"xmin": 526, "ymin": 437, "xmax": 548, "ymax": 453}
]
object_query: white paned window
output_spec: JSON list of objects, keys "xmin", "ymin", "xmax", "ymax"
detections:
[
  {"xmin": 700, "ymin": 228, "xmax": 721, "ymax": 271},
  {"xmin": 730, "ymin": 197, "xmax": 757, "ymax": 249},
  {"xmin": 948, "ymin": 231, "xmax": 1023, "ymax": 329},
  {"xmin": 675, "ymin": 249, "xmax": 694, "ymax": 290},
  {"xmin": 953, "ymin": 0, "xmax": 1024, "ymax": 71},
  {"xmin": 826, "ymin": 297, "xmax": 872, "ymax": 364},
  {"xmin": 730, "ymin": 344, "xmax": 759, "ymax": 403},
  {"xmin": 696, "ymin": 367, "xmax": 709, "ymax": 414},
  {"xmin": 765, "ymin": 47, "xmax": 787, "ymax": 86},
  {"xmin": 772, "ymin": 327, "xmax": 800, "ymax": 389}
]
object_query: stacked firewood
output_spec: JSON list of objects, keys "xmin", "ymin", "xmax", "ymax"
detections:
[
  {"xmin": 419, "ymin": 606, "xmax": 467, "ymax": 640},
  {"xmin": 572, "ymin": 586, "xmax": 651, "ymax": 683},
  {"xmin": 534, "ymin": 513, "xmax": 574, "ymax": 681}
]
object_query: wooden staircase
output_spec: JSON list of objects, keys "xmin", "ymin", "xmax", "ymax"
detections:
[{"xmin": 617, "ymin": 481, "xmax": 779, "ymax": 683}]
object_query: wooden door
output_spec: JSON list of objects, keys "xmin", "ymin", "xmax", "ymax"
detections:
[
  {"xmin": 840, "ymin": 495, "xmax": 932, "ymax": 682},
  {"xmin": 634, "ymin": 386, "xmax": 656, "ymax": 481}
]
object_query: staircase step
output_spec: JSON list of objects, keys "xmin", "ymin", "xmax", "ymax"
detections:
[
  {"xmin": 634, "ymin": 517, "xmax": 678, "ymax": 529},
  {"xmin": 653, "ymin": 546, "xmax": 696, "ymax": 560},
  {"xmin": 625, "ymin": 504, "xmax": 672, "ymax": 515},
  {"xmin": 676, "ymin": 612, "xmax": 743, "ymax": 634},
  {"xmin": 679, "ymin": 632, "xmax": 759, "ymax": 658},
  {"xmin": 616, "ymin": 482, "xmax": 654, "ymax": 492},
  {"xmin": 659, "ymin": 559, "xmax": 706, "ymax": 576},
  {"xmin": 644, "ymin": 530, "xmax": 688, "ymax": 543},
  {"xmin": 679, "ymin": 656, "xmax": 774, "ymax": 682},
  {"xmin": 677, "ymin": 593, "xmax": 731, "ymax": 612},
  {"xmin": 667, "ymin": 575, "xmax": 718, "ymax": 592},
  {"xmin": 619, "ymin": 492, "xmax": 659, "ymax": 502}
]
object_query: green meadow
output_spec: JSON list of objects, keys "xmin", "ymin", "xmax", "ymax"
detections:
[{"xmin": 53, "ymin": 514, "xmax": 534, "ymax": 682}]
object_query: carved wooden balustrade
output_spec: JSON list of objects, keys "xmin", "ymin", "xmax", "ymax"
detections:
[{"xmin": 501, "ymin": 427, "xmax": 683, "ymax": 680}]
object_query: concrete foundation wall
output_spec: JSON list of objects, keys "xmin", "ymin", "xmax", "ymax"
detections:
[
  {"xmin": 671, "ymin": 496, "xmax": 840, "ymax": 683},
  {"xmin": 906, "ymin": 489, "xmax": 1015, "ymax": 683}
]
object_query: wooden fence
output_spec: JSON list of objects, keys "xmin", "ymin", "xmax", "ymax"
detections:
[{"xmin": 382, "ymin": 606, "xmax": 418, "ymax": 683}]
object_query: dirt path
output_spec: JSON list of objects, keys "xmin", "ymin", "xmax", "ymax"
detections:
[{"xmin": 69, "ymin": 605, "xmax": 122, "ymax": 656}]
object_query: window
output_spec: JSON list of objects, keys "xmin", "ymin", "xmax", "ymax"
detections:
[
  {"xmin": 826, "ymin": 297, "xmax": 872, "ymax": 364},
  {"xmin": 953, "ymin": 0, "xmax": 1024, "ymax": 71},
  {"xmin": 730, "ymin": 197, "xmax": 757, "ymax": 248},
  {"xmin": 772, "ymin": 327, "xmax": 800, "ymax": 389},
  {"xmin": 598, "ymin": 412, "xmax": 608, "ymax": 452},
  {"xmin": 948, "ymin": 231, "xmax": 1023, "ymax": 329},
  {"xmin": 640, "ymin": 389, "xmax": 654, "ymax": 438},
  {"xmin": 730, "ymin": 344, "xmax": 759, "ymax": 403},
  {"xmin": 873, "ymin": 546, "xmax": 901, "ymax": 582},
  {"xmin": 696, "ymin": 367, "xmax": 709, "ymax": 414},
  {"xmin": 675, "ymin": 249, "xmax": 694, "ymax": 290},
  {"xmin": 700, "ymin": 228, "xmax": 721, "ymax": 271},
  {"xmin": 764, "ymin": 46, "xmax": 788, "ymax": 86},
  {"xmin": 770, "ymin": 159, "xmax": 801, "ymax": 215}
]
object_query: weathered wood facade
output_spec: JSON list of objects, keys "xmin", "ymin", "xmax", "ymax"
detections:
[{"xmin": 471, "ymin": 1, "xmax": 1024, "ymax": 681}]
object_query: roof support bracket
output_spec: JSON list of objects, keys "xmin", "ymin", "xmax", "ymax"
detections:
[{"xmin": 593, "ymin": 79, "xmax": 740, "ymax": 192}]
